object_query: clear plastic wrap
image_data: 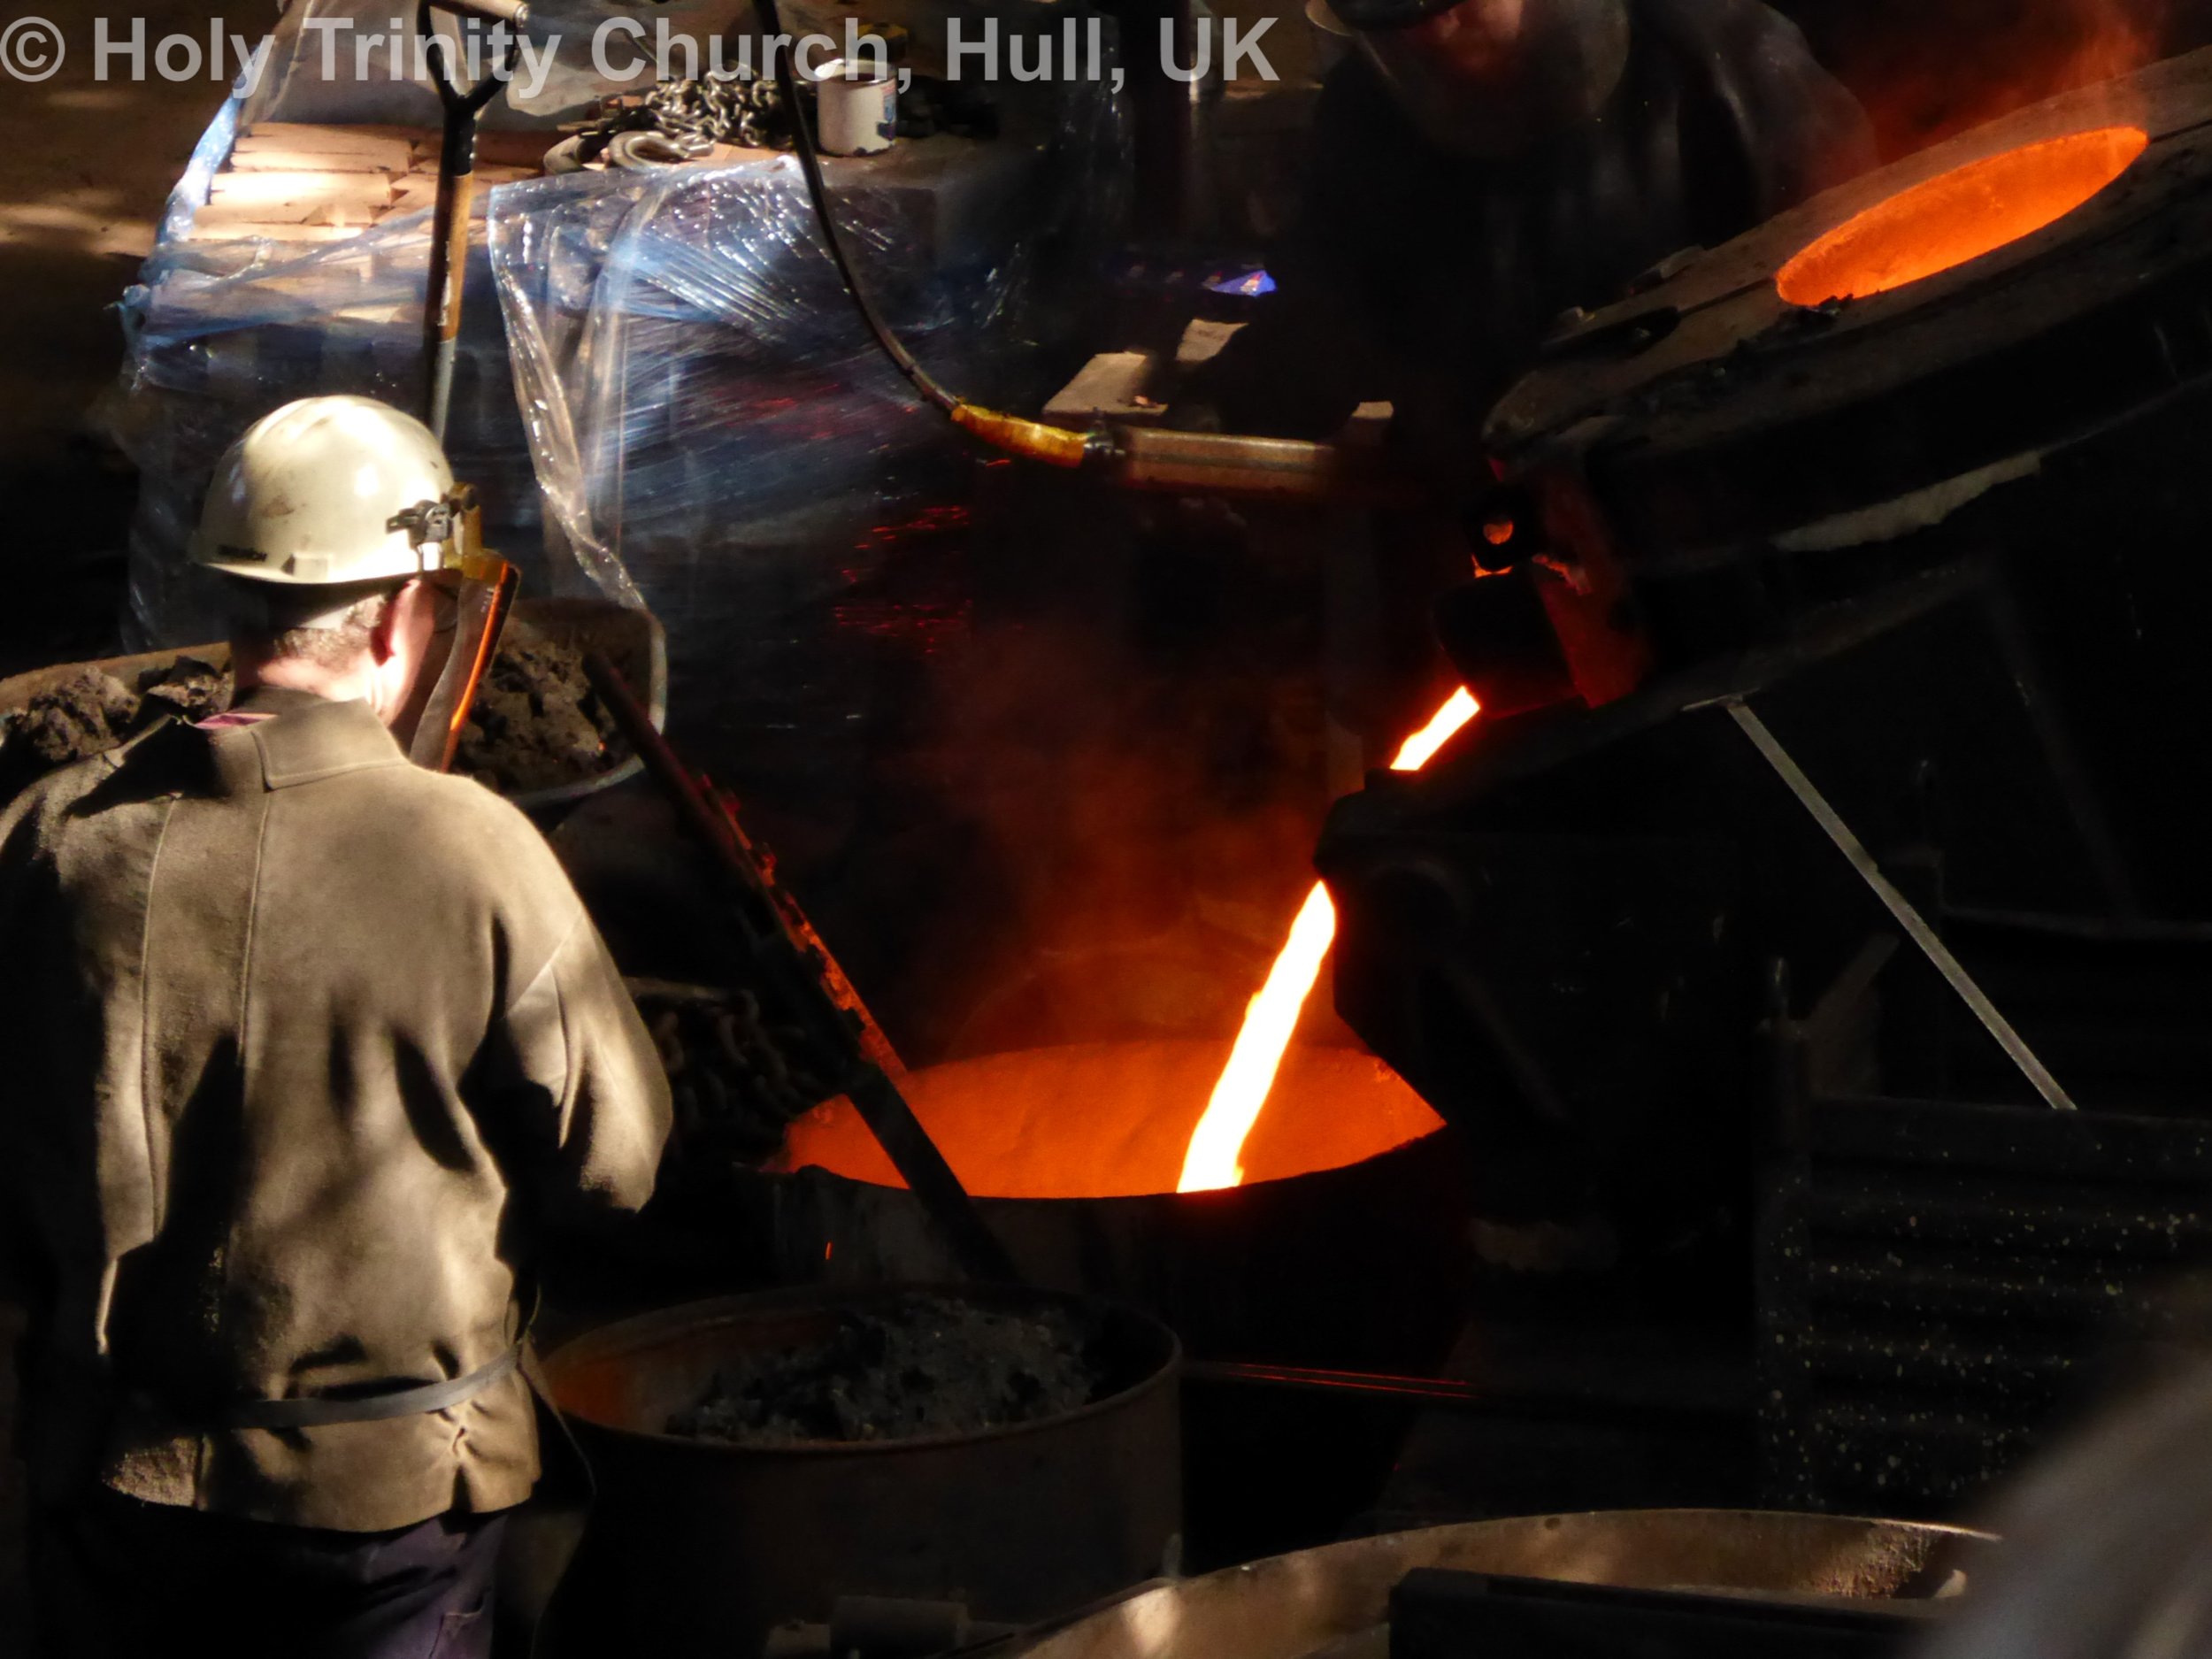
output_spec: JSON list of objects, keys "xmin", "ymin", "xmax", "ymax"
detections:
[
  {"xmin": 113, "ymin": 182, "xmax": 544, "ymax": 644},
  {"xmin": 491, "ymin": 107, "xmax": 1124, "ymax": 610},
  {"xmin": 487, "ymin": 59, "xmax": 1127, "ymax": 858},
  {"xmin": 111, "ymin": 5, "xmax": 1128, "ymax": 676}
]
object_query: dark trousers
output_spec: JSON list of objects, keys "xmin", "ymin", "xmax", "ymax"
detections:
[{"xmin": 30, "ymin": 1485, "xmax": 507, "ymax": 1659}]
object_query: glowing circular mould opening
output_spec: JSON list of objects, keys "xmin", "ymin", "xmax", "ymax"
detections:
[
  {"xmin": 772, "ymin": 1040, "xmax": 1448, "ymax": 1200},
  {"xmin": 1777, "ymin": 127, "xmax": 2148, "ymax": 308}
]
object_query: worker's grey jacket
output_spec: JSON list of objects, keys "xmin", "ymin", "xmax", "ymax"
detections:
[{"xmin": 0, "ymin": 687, "xmax": 672, "ymax": 1532}]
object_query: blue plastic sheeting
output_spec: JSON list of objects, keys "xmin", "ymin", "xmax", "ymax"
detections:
[
  {"xmin": 111, "ymin": 101, "xmax": 543, "ymax": 646},
  {"xmin": 491, "ymin": 124, "xmax": 1120, "ymax": 614},
  {"xmin": 488, "ymin": 90, "xmax": 1124, "ymax": 855},
  {"xmin": 111, "ymin": 22, "xmax": 1125, "ymax": 668}
]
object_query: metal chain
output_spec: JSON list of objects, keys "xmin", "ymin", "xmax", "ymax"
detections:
[{"xmin": 575, "ymin": 72, "xmax": 795, "ymax": 163}]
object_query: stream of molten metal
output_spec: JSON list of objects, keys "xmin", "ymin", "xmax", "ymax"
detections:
[{"xmin": 1177, "ymin": 687, "xmax": 1480, "ymax": 1192}]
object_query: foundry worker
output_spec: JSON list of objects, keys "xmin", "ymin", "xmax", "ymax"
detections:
[
  {"xmin": 0, "ymin": 396, "xmax": 672, "ymax": 1658},
  {"xmin": 1179, "ymin": 0, "xmax": 1876, "ymax": 473},
  {"xmin": 1172, "ymin": 0, "xmax": 1872, "ymax": 751}
]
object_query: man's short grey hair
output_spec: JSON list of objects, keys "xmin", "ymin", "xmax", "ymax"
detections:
[{"xmin": 223, "ymin": 577, "xmax": 403, "ymax": 672}]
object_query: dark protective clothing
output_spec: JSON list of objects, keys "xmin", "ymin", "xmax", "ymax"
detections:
[{"xmin": 1186, "ymin": 0, "xmax": 1875, "ymax": 474}]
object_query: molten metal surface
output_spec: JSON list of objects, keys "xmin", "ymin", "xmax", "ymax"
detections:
[
  {"xmin": 775, "ymin": 1040, "xmax": 1447, "ymax": 1199},
  {"xmin": 1176, "ymin": 688, "xmax": 1481, "ymax": 1193},
  {"xmin": 1777, "ymin": 127, "xmax": 2147, "ymax": 308}
]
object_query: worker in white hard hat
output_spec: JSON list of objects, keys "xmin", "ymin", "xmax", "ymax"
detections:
[{"xmin": 0, "ymin": 395, "xmax": 672, "ymax": 1659}]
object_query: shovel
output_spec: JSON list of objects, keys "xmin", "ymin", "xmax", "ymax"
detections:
[{"xmin": 417, "ymin": 0, "xmax": 530, "ymax": 442}]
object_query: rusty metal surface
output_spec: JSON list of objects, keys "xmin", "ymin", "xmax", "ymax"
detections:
[
  {"xmin": 539, "ymin": 1285, "xmax": 1182, "ymax": 1659},
  {"xmin": 1012, "ymin": 1509, "xmax": 1989, "ymax": 1659}
]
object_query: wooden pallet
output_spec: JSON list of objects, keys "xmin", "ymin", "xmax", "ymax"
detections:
[{"xmin": 185, "ymin": 120, "xmax": 550, "ymax": 244}]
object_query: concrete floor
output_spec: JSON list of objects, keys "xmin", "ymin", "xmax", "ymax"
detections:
[
  {"xmin": 0, "ymin": 2, "xmax": 258, "ymax": 679},
  {"xmin": 0, "ymin": 7, "xmax": 253, "ymax": 1640}
]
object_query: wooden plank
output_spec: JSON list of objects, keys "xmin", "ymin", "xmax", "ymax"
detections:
[
  {"xmin": 211, "ymin": 168, "xmax": 395, "ymax": 203},
  {"xmin": 242, "ymin": 121, "xmax": 428, "ymax": 154},
  {"xmin": 388, "ymin": 177, "xmax": 442, "ymax": 213},
  {"xmin": 1176, "ymin": 318, "xmax": 1244, "ymax": 367},
  {"xmin": 303, "ymin": 196, "xmax": 382, "ymax": 227},
  {"xmin": 196, "ymin": 198, "xmax": 319, "ymax": 228},
  {"xmin": 703, "ymin": 142, "xmax": 782, "ymax": 165},
  {"xmin": 388, "ymin": 132, "xmax": 553, "ymax": 172},
  {"xmin": 227, "ymin": 147, "xmax": 405, "ymax": 174},
  {"xmin": 182, "ymin": 220, "xmax": 363, "ymax": 245},
  {"xmin": 1042, "ymin": 350, "xmax": 1163, "ymax": 428},
  {"xmin": 197, "ymin": 190, "xmax": 385, "ymax": 229},
  {"xmin": 396, "ymin": 161, "xmax": 540, "ymax": 186},
  {"xmin": 233, "ymin": 129, "xmax": 412, "ymax": 166}
]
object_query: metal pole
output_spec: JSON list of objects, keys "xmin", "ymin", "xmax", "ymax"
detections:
[
  {"xmin": 423, "ymin": 97, "xmax": 476, "ymax": 442},
  {"xmin": 1726, "ymin": 699, "xmax": 2077, "ymax": 1111},
  {"xmin": 583, "ymin": 651, "xmax": 1019, "ymax": 1282},
  {"xmin": 418, "ymin": 0, "xmax": 528, "ymax": 442}
]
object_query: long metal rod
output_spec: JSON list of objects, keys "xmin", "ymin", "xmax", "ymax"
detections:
[
  {"xmin": 583, "ymin": 652, "xmax": 1018, "ymax": 1280},
  {"xmin": 1727, "ymin": 699, "xmax": 2077, "ymax": 1111},
  {"xmin": 418, "ymin": 0, "xmax": 523, "ymax": 442},
  {"xmin": 422, "ymin": 102, "xmax": 477, "ymax": 443}
]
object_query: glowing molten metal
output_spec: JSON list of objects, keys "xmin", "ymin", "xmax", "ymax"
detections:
[
  {"xmin": 776, "ymin": 1041, "xmax": 1445, "ymax": 1198},
  {"xmin": 1176, "ymin": 687, "xmax": 1481, "ymax": 1193},
  {"xmin": 1777, "ymin": 126, "xmax": 2147, "ymax": 308}
]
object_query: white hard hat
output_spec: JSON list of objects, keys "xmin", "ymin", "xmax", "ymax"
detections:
[{"xmin": 190, "ymin": 396, "xmax": 465, "ymax": 587}]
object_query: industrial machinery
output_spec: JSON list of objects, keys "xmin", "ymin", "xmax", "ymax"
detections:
[{"xmin": 1317, "ymin": 47, "xmax": 2212, "ymax": 1515}]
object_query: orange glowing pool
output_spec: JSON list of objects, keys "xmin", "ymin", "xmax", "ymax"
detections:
[
  {"xmin": 1777, "ymin": 127, "xmax": 2147, "ymax": 308},
  {"xmin": 773, "ymin": 1040, "xmax": 1448, "ymax": 1200}
]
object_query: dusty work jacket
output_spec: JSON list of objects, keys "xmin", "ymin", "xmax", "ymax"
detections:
[{"xmin": 0, "ymin": 687, "xmax": 672, "ymax": 1532}]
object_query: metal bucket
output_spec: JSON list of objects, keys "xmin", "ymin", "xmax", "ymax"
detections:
[
  {"xmin": 737, "ymin": 1040, "xmax": 1472, "ymax": 1375},
  {"xmin": 540, "ymin": 1285, "xmax": 1183, "ymax": 1659},
  {"xmin": 742, "ymin": 1132, "xmax": 1468, "ymax": 1373},
  {"xmin": 1012, "ymin": 1509, "xmax": 1991, "ymax": 1659}
]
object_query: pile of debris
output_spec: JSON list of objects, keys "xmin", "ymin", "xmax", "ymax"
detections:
[
  {"xmin": 3, "ymin": 625, "xmax": 630, "ymax": 803},
  {"xmin": 665, "ymin": 1293, "xmax": 1102, "ymax": 1446},
  {"xmin": 0, "ymin": 657, "xmax": 231, "ymax": 796},
  {"xmin": 633, "ymin": 979, "xmax": 841, "ymax": 1165},
  {"xmin": 449, "ymin": 620, "xmax": 631, "ymax": 796}
]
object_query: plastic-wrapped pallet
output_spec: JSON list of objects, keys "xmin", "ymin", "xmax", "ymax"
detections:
[
  {"xmin": 110, "ymin": 0, "xmax": 1130, "ymax": 797},
  {"xmin": 490, "ymin": 50, "xmax": 1125, "ymax": 863}
]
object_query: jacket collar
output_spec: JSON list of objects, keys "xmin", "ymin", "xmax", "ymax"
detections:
[{"xmin": 220, "ymin": 687, "xmax": 411, "ymax": 791}]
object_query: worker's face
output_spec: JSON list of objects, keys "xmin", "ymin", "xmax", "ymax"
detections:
[{"xmin": 1399, "ymin": 0, "xmax": 1527, "ymax": 83}]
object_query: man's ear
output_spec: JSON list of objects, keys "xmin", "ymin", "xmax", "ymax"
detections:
[{"xmin": 368, "ymin": 580, "xmax": 424, "ymax": 664}]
